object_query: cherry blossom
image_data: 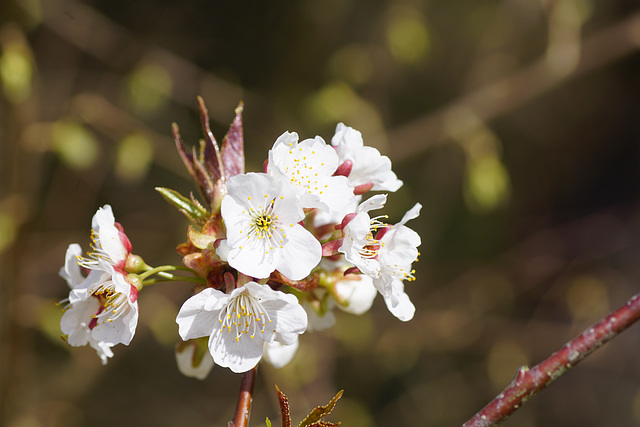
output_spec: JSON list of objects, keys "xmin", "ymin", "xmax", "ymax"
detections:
[
  {"xmin": 221, "ymin": 172, "xmax": 321, "ymax": 280},
  {"xmin": 373, "ymin": 203, "xmax": 422, "ymax": 321},
  {"xmin": 338, "ymin": 194, "xmax": 388, "ymax": 278},
  {"xmin": 267, "ymin": 131, "xmax": 355, "ymax": 217},
  {"xmin": 331, "ymin": 123, "xmax": 402, "ymax": 192},
  {"xmin": 339, "ymin": 198, "xmax": 421, "ymax": 321},
  {"xmin": 176, "ymin": 281, "xmax": 308, "ymax": 373},
  {"xmin": 59, "ymin": 205, "xmax": 139, "ymax": 363}
]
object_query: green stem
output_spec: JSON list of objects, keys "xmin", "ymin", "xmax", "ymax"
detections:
[
  {"xmin": 137, "ymin": 265, "xmax": 188, "ymax": 281},
  {"xmin": 137, "ymin": 265, "xmax": 206, "ymax": 286}
]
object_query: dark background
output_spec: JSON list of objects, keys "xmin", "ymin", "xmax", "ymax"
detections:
[{"xmin": 2, "ymin": 0, "xmax": 640, "ymax": 426}]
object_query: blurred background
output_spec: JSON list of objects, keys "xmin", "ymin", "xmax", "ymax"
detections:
[{"xmin": 2, "ymin": 0, "xmax": 640, "ymax": 426}]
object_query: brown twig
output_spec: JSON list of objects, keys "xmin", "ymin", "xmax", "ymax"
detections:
[
  {"xmin": 229, "ymin": 365, "xmax": 258, "ymax": 427},
  {"xmin": 462, "ymin": 292, "xmax": 640, "ymax": 427}
]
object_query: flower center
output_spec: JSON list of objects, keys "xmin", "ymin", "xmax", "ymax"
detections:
[
  {"xmin": 359, "ymin": 215, "xmax": 388, "ymax": 259},
  {"xmin": 89, "ymin": 282, "xmax": 129, "ymax": 328},
  {"xmin": 255, "ymin": 214, "xmax": 273, "ymax": 231},
  {"xmin": 218, "ymin": 293, "xmax": 274, "ymax": 342},
  {"xmin": 76, "ymin": 229, "xmax": 114, "ymax": 269},
  {"xmin": 243, "ymin": 198, "xmax": 287, "ymax": 254}
]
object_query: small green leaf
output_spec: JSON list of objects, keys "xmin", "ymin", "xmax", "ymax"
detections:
[
  {"xmin": 265, "ymin": 417, "xmax": 272, "ymax": 427},
  {"xmin": 187, "ymin": 225, "xmax": 217, "ymax": 250},
  {"xmin": 156, "ymin": 187, "xmax": 209, "ymax": 225},
  {"xmin": 298, "ymin": 390, "xmax": 343, "ymax": 427}
]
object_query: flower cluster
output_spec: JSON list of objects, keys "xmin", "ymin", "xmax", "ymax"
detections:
[{"xmin": 59, "ymin": 100, "xmax": 421, "ymax": 378}]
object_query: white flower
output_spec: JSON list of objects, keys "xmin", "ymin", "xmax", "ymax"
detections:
[
  {"xmin": 263, "ymin": 339, "xmax": 299, "ymax": 369},
  {"xmin": 331, "ymin": 123, "xmax": 402, "ymax": 192},
  {"xmin": 86, "ymin": 204, "xmax": 132, "ymax": 270},
  {"xmin": 302, "ymin": 298, "xmax": 336, "ymax": 332},
  {"xmin": 315, "ymin": 257, "xmax": 377, "ymax": 317},
  {"xmin": 59, "ymin": 206, "xmax": 139, "ymax": 363},
  {"xmin": 267, "ymin": 131, "xmax": 355, "ymax": 217},
  {"xmin": 339, "ymin": 199, "xmax": 421, "ymax": 321},
  {"xmin": 175, "ymin": 340, "xmax": 215, "ymax": 380},
  {"xmin": 221, "ymin": 172, "xmax": 321, "ymax": 280},
  {"xmin": 176, "ymin": 282, "xmax": 308, "ymax": 373},
  {"xmin": 373, "ymin": 203, "xmax": 422, "ymax": 321},
  {"xmin": 338, "ymin": 194, "xmax": 388, "ymax": 277},
  {"xmin": 334, "ymin": 274, "xmax": 377, "ymax": 315},
  {"xmin": 313, "ymin": 194, "xmax": 361, "ymax": 231}
]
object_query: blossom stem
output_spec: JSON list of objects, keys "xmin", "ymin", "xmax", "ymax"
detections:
[
  {"xmin": 462, "ymin": 291, "xmax": 640, "ymax": 427},
  {"xmin": 138, "ymin": 265, "xmax": 205, "ymax": 286},
  {"xmin": 229, "ymin": 365, "xmax": 258, "ymax": 427}
]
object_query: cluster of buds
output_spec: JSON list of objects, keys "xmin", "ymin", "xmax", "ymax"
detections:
[{"xmin": 59, "ymin": 98, "xmax": 421, "ymax": 378}]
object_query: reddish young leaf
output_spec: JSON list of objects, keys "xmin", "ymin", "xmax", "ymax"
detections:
[
  {"xmin": 276, "ymin": 385, "xmax": 292, "ymax": 427},
  {"xmin": 221, "ymin": 102, "xmax": 245, "ymax": 178}
]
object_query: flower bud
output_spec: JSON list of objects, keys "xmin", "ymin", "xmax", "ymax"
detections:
[{"xmin": 125, "ymin": 254, "xmax": 146, "ymax": 273}]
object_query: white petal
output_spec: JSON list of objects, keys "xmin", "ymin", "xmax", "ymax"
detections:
[
  {"xmin": 335, "ymin": 275, "xmax": 377, "ymax": 315},
  {"xmin": 61, "ymin": 297, "xmax": 99, "ymax": 346},
  {"xmin": 90, "ymin": 340, "xmax": 114, "ymax": 365},
  {"xmin": 242, "ymin": 283, "xmax": 308, "ymax": 344},
  {"xmin": 268, "ymin": 133, "xmax": 353, "ymax": 215},
  {"xmin": 380, "ymin": 227, "xmax": 420, "ymax": 264},
  {"xmin": 272, "ymin": 131, "xmax": 299, "ymax": 149},
  {"xmin": 263, "ymin": 339, "xmax": 299, "ymax": 369},
  {"xmin": 209, "ymin": 327, "xmax": 264, "ymax": 373},
  {"xmin": 176, "ymin": 288, "xmax": 226, "ymax": 340},
  {"xmin": 260, "ymin": 297, "xmax": 308, "ymax": 345},
  {"xmin": 92, "ymin": 205, "xmax": 128, "ymax": 265},
  {"xmin": 227, "ymin": 238, "xmax": 280, "ymax": 279},
  {"xmin": 332, "ymin": 123, "xmax": 364, "ymax": 152},
  {"xmin": 216, "ymin": 239, "xmax": 229, "ymax": 262},
  {"xmin": 339, "ymin": 212, "xmax": 380, "ymax": 277},
  {"xmin": 276, "ymin": 225, "xmax": 321, "ymax": 281},
  {"xmin": 398, "ymin": 203, "xmax": 422, "ymax": 227},
  {"xmin": 383, "ymin": 290, "xmax": 415, "ymax": 322},
  {"xmin": 91, "ymin": 302, "xmax": 137, "ymax": 346},
  {"xmin": 59, "ymin": 244, "xmax": 85, "ymax": 288},
  {"xmin": 332, "ymin": 124, "xmax": 402, "ymax": 191},
  {"xmin": 358, "ymin": 194, "xmax": 387, "ymax": 213},
  {"xmin": 175, "ymin": 342, "xmax": 215, "ymax": 380},
  {"xmin": 303, "ymin": 301, "xmax": 336, "ymax": 332},
  {"xmin": 351, "ymin": 146, "xmax": 402, "ymax": 191}
]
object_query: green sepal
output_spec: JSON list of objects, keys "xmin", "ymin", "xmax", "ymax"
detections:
[{"xmin": 155, "ymin": 187, "xmax": 209, "ymax": 226}]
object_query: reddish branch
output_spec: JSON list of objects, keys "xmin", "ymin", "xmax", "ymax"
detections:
[
  {"xmin": 229, "ymin": 365, "xmax": 258, "ymax": 427},
  {"xmin": 463, "ymin": 292, "xmax": 640, "ymax": 426}
]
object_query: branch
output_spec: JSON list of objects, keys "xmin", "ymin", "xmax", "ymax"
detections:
[
  {"xmin": 462, "ymin": 292, "xmax": 640, "ymax": 427},
  {"xmin": 229, "ymin": 365, "xmax": 258, "ymax": 427}
]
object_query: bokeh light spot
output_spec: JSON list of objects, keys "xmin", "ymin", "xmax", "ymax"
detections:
[
  {"xmin": 51, "ymin": 120, "xmax": 99, "ymax": 170},
  {"xmin": 115, "ymin": 132, "xmax": 154, "ymax": 183}
]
